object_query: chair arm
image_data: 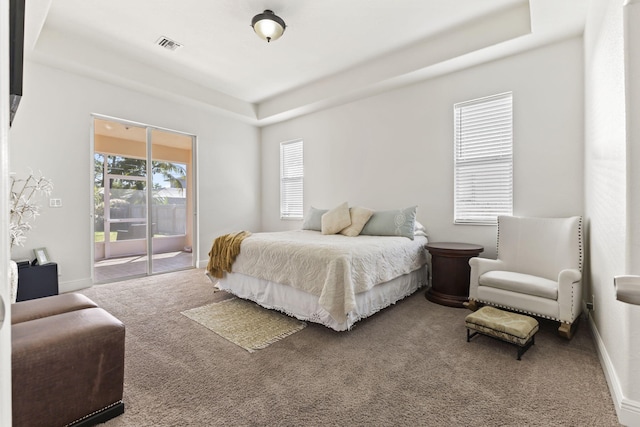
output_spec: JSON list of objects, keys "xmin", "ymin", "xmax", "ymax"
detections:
[
  {"xmin": 557, "ymin": 268, "xmax": 582, "ymax": 323},
  {"xmin": 469, "ymin": 258, "xmax": 506, "ymax": 299}
]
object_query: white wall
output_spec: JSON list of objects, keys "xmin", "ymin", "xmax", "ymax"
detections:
[
  {"xmin": 626, "ymin": 0, "xmax": 640, "ymax": 411},
  {"xmin": 9, "ymin": 61, "xmax": 261, "ymax": 291},
  {"xmin": 261, "ymin": 38, "xmax": 584, "ymax": 259},
  {"xmin": 0, "ymin": 0, "xmax": 13, "ymax": 423},
  {"xmin": 585, "ymin": 0, "xmax": 640, "ymax": 424}
]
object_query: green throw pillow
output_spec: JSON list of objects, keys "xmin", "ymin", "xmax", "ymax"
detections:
[
  {"xmin": 360, "ymin": 206, "xmax": 418, "ymax": 239},
  {"xmin": 302, "ymin": 206, "xmax": 328, "ymax": 231}
]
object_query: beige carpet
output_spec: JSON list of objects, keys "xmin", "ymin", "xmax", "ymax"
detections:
[
  {"xmin": 181, "ymin": 298, "xmax": 306, "ymax": 352},
  {"xmin": 79, "ymin": 268, "xmax": 621, "ymax": 426}
]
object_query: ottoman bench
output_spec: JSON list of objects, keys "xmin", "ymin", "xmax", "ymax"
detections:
[
  {"xmin": 12, "ymin": 293, "xmax": 125, "ymax": 426},
  {"xmin": 465, "ymin": 306, "xmax": 539, "ymax": 360}
]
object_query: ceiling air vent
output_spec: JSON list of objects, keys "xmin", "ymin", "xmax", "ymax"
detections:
[{"xmin": 156, "ymin": 36, "xmax": 182, "ymax": 51}]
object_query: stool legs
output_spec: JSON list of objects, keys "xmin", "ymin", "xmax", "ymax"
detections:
[
  {"xmin": 466, "ymin": 327, "xmax": 535, "ymax": 360},
  {"xmin": 516, "ymin": 335, "xmax": 535, "ymax": 360}
]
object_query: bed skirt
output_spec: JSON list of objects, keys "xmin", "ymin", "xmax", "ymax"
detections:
[{"xmin": 211, "ymin": 265, "xmax": 428, "ymax": 331}]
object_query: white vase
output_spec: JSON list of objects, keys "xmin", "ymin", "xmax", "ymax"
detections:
[{"xmin": 9, "ymin": 260, "xmax": 18, "ymax": 304}]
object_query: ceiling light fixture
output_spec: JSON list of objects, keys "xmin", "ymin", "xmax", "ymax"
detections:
[{"xmin": 251, "ymin": 10, "xmax": 286, "ymax": 43}]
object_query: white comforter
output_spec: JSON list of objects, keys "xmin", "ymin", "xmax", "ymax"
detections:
[{"xmin": 231, "ymin": 230, "xmax": 428, "ymax": 323}]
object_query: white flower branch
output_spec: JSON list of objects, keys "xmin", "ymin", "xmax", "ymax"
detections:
[{"xmin": 9, "ymin": 173, "xmax": 53, "ymax": 248}]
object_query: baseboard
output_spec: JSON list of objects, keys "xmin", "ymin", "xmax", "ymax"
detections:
[
  {"xmin": 588, "ymin": 312, "xmax": 640, "ymax": 426},
  {"xmin": 59, "ymin": 277, "xmax": 93, "ymax": 293}
]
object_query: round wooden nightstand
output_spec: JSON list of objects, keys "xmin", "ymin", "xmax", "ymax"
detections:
[{"xmin": 425, "ymin": 242, "xmax": 484, "ymax": 308}]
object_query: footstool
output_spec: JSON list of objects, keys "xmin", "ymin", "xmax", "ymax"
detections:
[{"xmin": 465, "ymin": 306, "xmax": 539, "ymax": 360}]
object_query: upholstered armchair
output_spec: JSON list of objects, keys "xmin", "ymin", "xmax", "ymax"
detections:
[{"xmin": 468, "ymin": 215, "xmax": 583, "ymax": 339}]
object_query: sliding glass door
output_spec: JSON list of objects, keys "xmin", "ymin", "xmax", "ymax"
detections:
[
  {"xmin": 92, "ymin": 117, "xmax": 196, "ymax": 282},
  {"xmin": 149, "ymin": 128, "xmax": 195, "ymax": 274}
]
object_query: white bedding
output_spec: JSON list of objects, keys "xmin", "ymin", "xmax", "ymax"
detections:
[
  {"xmin": 225, "ymin": 230, "xmax": 428, "ymax": 324},
  {"xmin": 216, "ymin": 267, "xmax": 427, "ymax": 331}
]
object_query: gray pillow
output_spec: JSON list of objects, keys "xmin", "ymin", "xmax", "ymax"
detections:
[
  {"xmin": 302, "ymin": 206, "xmax": 328, "ymax": 231},
  {"xmin": 360, "ymin": 206, "xmax": 418, "ymax": 239}
]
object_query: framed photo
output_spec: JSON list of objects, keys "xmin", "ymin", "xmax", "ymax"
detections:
[{"xmin": 33, "ymin": 247, "xmax": 51, "ymax": 265}]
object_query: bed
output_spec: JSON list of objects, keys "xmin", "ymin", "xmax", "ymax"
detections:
[{"xmin": 207, "ymin": 229, "xmax": 428, "ymax": 331}]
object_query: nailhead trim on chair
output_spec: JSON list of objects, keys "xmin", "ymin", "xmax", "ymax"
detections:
[
  {"xmin": 572, "ymin": 216, "xmax": 583, "ymax": 321},
  {"xmin": 472, "ymin": 299, "xmax": 572, "ymax": 324},
  {"xmin": 577, "ymin": 216, "xmax": 583, "ymax": 272}
]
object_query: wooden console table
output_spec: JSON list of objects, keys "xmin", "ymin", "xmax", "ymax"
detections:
[{"xmin": 425, "ymin": 242, "xmax": 484, "ymax": 308}]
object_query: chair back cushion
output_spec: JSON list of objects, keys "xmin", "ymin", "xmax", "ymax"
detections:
[{"xmin": 497, "ymin": 216, "xmax": 582, "ymax": 281}]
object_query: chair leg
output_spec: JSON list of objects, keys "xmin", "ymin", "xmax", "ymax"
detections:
[
  {"xmin": 464, "ymin": 300, "xmax": 479, "ymax": 311},
  {"xmin": 558, "ymin": 319, "xmax": 578, "ymax": 340}
]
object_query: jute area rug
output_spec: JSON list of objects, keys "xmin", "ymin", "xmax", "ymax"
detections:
[{"xmin": 181, "ymin": 298, "xmax": 306, "ymax": 352}]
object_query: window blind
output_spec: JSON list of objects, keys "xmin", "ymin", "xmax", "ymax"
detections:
[
  {"xmin": 454, "ymin": 92, "xmax": 513, "ymax": 225},
  {"xmin": 280, "ymin": 139, "xmax": 304, "ymax": 219}
]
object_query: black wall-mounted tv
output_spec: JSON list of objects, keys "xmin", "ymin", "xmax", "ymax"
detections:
[{"xmin": 9, "ymin": 0, "xmax": 25, "ymax": 126}]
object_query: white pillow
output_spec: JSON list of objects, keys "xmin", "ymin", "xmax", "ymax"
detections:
[
  {"xmin": 414, "ymin": 220, "xmax": 428, "ymax": 237},
  {"xmin": 321, "ymin": 202, "xmax": 351, "ymax": 235},
  {"xmin": 340, "ymin": 206, "xmax": 374, "ymax": 237}
]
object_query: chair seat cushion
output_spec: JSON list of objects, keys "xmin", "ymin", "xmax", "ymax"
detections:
[{"xmin": 479, "ymin": 270, "xmax": 558, "ymax": 300}]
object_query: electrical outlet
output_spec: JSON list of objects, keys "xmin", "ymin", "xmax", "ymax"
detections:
[{"xmin": 49, "ymin": 198, "xmax": 62, "ymax": 208}]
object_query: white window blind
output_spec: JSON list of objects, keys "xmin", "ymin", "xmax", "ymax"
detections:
[
  {"xmin": 454, "ymin": 92, "xmax": 513, "ymax": 225},
  {"xmin": 280, "ymin": 139, "xmax": 304, "ymax": 219}
]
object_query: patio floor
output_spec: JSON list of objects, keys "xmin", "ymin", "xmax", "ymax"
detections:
[{"xmin": 94, "ymin": 250, "xmax": 194, "ymax": 283}]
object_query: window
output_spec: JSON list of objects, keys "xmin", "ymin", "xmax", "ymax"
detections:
[
  {"xmin": 454, "ymin": 92, "xmax": 513, "ymax": 225},
  {"xmin": 280, "ymin": 139, "xmax": 303, "ymax": 219}
]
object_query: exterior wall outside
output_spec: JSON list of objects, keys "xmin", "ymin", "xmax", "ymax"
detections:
[
  {"xmin": 261, "ymin": 37, "xmax": 584, "ymax": 260},
  {"xmin": 8, "ymin": 61, "xmax": 261, "ymax": 291}
]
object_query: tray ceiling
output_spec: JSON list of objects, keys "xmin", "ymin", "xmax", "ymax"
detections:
[{"xmin": 23, "ymin": 0, "xmax": 588, "ymax": 125}]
